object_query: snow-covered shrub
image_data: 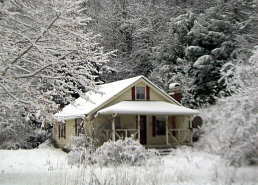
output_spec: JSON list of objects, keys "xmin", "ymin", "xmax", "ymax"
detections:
[
  {"xmin": 197, "ymin": 49, "xmax": 258, "ymax": 166},
  {"xmin": 197, "ymin": 89, "xmax": 258, "ymax": 166},
  {"xmin": 185, "ymin": 46, "xmax": 205, "ymax": 59},
  {"xmin": 0, "ymin": 106, "xmax": 49, "ymax": 149},
  {"xmin": 26, "ymin": 129, "xmax": 49, "ymax": 148},
  {"xmin": 67, "ymin": 135, "xmax": 96, "ymax": 166},
  {"xmin": 95, "ymin": 138, "xmax": 157, "ymax": 166},
  {"xmin": 193, "ymin": 55, "xmax": 213, "ymax": 69}
]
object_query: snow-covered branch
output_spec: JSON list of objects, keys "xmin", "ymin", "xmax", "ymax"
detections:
[
  {"xmin": 0, "ymin": 0, "xmax": 110, "ymax": 120},
  {"xmin": 2, "ymin": 13, "xmax": 60, "ymax": 76}
]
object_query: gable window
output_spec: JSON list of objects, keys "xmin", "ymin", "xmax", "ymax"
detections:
[
  {"xmin": 136, "ymin": 86, "xmax": 145, "ymax": 100},
  {"xmin": 75, "ymin": 118, "xmax": 84, "ymax": 136},
  {"xmin": 156, "ymin": 116, "xmax": 166, "ymax": 136}
]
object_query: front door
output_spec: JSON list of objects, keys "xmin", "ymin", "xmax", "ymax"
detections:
[{"xmin": 140, "ymin": 115, "xmax": 147, "ymax": 145}]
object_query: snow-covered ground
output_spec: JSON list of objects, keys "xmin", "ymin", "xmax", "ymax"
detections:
[
  {"xmin": 0, "ymin": 146, "xmax": 257, "ymax": 185},
  {"xmin": 0, "ymin": 146, "xmax": 69, "ymax": 185}
]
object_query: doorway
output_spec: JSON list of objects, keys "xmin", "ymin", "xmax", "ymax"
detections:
[{"xmin": 140, "ymin": 115, "xmax": 147, "ymax": 145}]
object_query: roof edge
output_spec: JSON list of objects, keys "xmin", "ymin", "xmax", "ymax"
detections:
[{"xmin": 87, "ymin": 76, "xmax": 143, "ymax": 115}]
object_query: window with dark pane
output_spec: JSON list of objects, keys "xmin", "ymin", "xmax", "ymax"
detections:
[
  {"xmin": 59, "ymin": 122, "xmax": 66, "ymax": 138},
  {"xmin": 136, "ymin": 86, "xmax": 145, "ymax": 100},
  {"xmin": 156, "ymin": 116, "xmax": 166, "ymax": 135},
  {"xmin": 75, "ymin": 118, "xmax": 84, "ymax": 136}
]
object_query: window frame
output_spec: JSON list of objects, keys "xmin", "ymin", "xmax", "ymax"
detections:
[
  {"xmin": 156, "ymin": 116, "xmax": 166, "ymax": 136},
  {"xmin": 135, "ymin": 86, "xmax": 146, "ymax": 100},
  {"xmin": 58, "ymin": 122, "xmax": 66, "ymax": 139},
  {"xmin": 75, "ymin": 118, "xmax": 84, "ymax": 136}
]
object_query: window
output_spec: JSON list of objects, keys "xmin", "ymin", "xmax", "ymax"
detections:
[
  {"xmin": 136, "ymin": 86, "xmax": 145, "ymax": 100},
  {"xmin": 75, "ymin": 118, "xmax": 84, "ymax": 136},
  {"xmin": 58, "ymin": 122, "xmax": 66, "ymax": 139},
  {"xmin": 156, "ymin": 116, "xmax": 166, "ymax": 136}
]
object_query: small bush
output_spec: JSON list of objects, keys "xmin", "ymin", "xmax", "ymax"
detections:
[
  {"xmin": 94, "ymin": 138, "xmax": 157, "ymax": 166},
  {"xmin": 67, "ymin": 135, "xmax": 96, "ymax": 166},
  {"xmin": 67, "ymin": 137, "xmax": 158, "ymax": 166}
]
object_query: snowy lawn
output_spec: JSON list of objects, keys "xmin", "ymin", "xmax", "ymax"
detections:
[{"xmin": 0, "ymin": 146, "xmax": 257, "ymax": 185}]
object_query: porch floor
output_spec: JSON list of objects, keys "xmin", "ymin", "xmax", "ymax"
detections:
[
  {"xmin": 145, "ymin": 143, "xmax": 193, "ymax": 149},
  {"xmin": 146, "ymin": 144, "xmax": 193, "ymax": 156}
]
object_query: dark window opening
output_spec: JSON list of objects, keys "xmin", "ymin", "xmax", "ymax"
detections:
[
  {"xmin": 58, "ymin": 122, "xmax": 66, "ymax": 139},
  {"xmin": 136, "ymin": 86, "xmax": 145, "ymax": 100},
  {"xmin": 156, "ymin": 117, "xmax": 166, "ymax": 136},
  {"xmin": 75, "ymin": 118, "xmax": 84, "ymax": 136}
]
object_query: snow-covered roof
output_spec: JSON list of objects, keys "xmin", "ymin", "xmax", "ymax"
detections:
[
  {"xmin": 98, "ymin": 101, "xmax": 199, "ymax": 115},
  {"xmin": 54, "ymin": 76, "xmax": 143, "ymax": 120},
  {"xmin": 54, "ymin": 75, "xmax": 189, "ymax": 120}
]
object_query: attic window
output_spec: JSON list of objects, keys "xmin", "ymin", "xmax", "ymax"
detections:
[{"xmin": 136, "ymin": 86, "xmax": 145, "ymax": 100}]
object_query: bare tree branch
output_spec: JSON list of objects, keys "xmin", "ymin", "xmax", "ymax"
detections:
[
  {"xmin": 2, "ymin": 13, "xmax": 61, "ymax": 76},
  {"xmin": 0, "ymin": 83, "xmax": 29, "ymax": 104},
  {"xmin": 15, "ymin": 51, "xmax": 74, "ymax": 78}
]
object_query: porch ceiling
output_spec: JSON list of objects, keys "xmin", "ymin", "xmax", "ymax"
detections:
[{"xmin": 97, "ymin": 101, "xmax": 199, "ymax": 116}]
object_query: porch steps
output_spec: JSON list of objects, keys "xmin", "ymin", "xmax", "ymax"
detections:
[
  {"xmin": 146, "ymin": 145, "xmax": 176, "ymax": 155},
  {"xmin": 157, "ymin": 148, "xmax": 174, "ymax": 156}
]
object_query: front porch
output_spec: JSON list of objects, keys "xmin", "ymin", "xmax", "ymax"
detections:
[
  {"xmin": 95, "ymin": 101, "xmax": 197, "ymax": 147},
  {"xmin": 98, "ymin": 114, "xmax": 193, "ymax": 147}
]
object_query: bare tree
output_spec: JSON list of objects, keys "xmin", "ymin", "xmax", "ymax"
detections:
[
  {"xmin": 0, "ymin": 0, "xmax": 110, "ymax": 114},
  {"xmin": 0, "ymin": 0, "xmax": 111, "ymax": 148}
]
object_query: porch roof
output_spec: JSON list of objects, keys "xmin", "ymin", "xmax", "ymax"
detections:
[{"xmin": 98, "ymin": 101, "xmax": 199, "ymax": 116}]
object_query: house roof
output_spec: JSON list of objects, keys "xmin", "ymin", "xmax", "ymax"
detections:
[
  {"xmin": 54, "ymin": 75, "xmax": 184, "ymax": 120},
  {"xmin": 98, "ymin": 101, "xmax": 199, "ymax": 115},
  {"xmin": 55, "ymin": 76, "xmax": 141, "ymax": 120}
]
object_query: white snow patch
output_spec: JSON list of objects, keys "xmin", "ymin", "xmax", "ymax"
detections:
[
  {"xmin": 98, "ymin": 101, "xmax": 199, "ymax": 115},
  {"xmin": 0, "ymin": 147, "xmax": 67, "ymax": 173},
  {"xmin": 54, "ymin": 76, "xmax": 142, "ymax": 120},
  {"xmin": 0, "ymin": 147, "xmax": 257, "ymax": 185}
]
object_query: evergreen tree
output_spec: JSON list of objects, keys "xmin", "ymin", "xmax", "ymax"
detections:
[{"xmin": 151, "ymin": 0, "xmax": 257, "ymax": 107}]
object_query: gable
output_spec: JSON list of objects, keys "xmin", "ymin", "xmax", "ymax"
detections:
[
  {"xmin": 112, "ymin": 80, "xmax": 172, "ymax": 103},
  {"xmin": 91, "ymin": 79, "xmax": 178, "ymax": 115}
]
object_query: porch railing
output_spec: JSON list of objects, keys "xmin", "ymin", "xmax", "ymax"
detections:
[
  {"xmin": 101, "ymin": 128, "xmax": 192, "ymax": 145},
  {"xmin": 168, "ymin": 129, "xmax": 192, "ymax": 145},
  {"xmin": 102, "ymin": 129, "xmax": 138, "ymax": 141},
  {"xmin": 115, "ymin": 129, "xmax": 139, "ymax": 140}
]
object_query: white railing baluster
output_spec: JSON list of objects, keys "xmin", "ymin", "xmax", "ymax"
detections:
[
  {"xmin": 103, "ymin": 129, "xmax": 138, "ymax": 141},
  {"xmin": 102, "ymin": 128, "xmax": 191, "ymax": 145},
  {"xmin": 168, "ymin": 129, "xmax": 192, "ymax": 145}
]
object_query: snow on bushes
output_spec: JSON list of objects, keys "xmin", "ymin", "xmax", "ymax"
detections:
[
  {"xmin": 67, "ymin": 135, "xmax": 96, "ymax": 166},
  {"xmin": 68, "ymin": 137, "xmax": 158, "ymax": 166},
  {"xmin": 0, "ymin": 110, "xmax": 49, "ymax": 149},
  {"xmin": 95, "ymin": 138, "xmax": 157, "ymax": 166},
  {"xmin": 197, "ymin": 88, "xmax": 258, "ymax": 166},
  {"xmin": 196, "ymin": 49, "xmax": 258, "ymax": 166}
]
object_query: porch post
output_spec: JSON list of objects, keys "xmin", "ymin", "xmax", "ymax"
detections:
[
  {"xmin": 190, "ymin": 116, "xmax": 193, "ymax": 145},
  {"xmin": 112, "ymin": 113, "xmax": 117, "ymax": 141},
  {"xmin": 137, "ymin": 114, "xmax": 140, "ymax": 141},
  {"xmin": 166, "ymin": 115, "xmax": 169, "ymax": 145}
]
